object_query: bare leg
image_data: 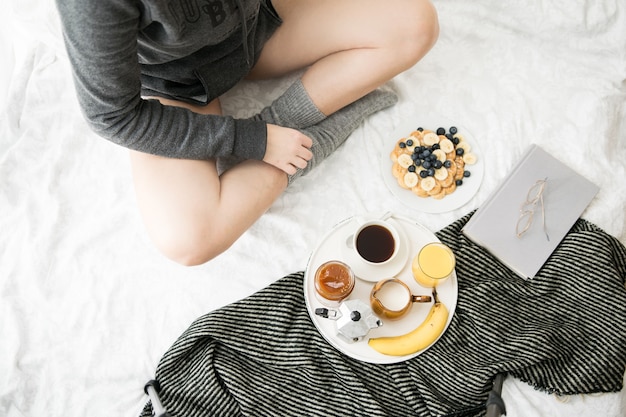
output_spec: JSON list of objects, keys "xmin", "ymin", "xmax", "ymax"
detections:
[
  {"xmin": 132, "ymin": 0, "xmax": 438, "ymax": 266},
  {"xmin": 249, "ymin": 0, "xmax": 439, "ymax": 114},
  {"xmin": 131, "ymin": 98, "xmax": 289, "ymax": 266}
]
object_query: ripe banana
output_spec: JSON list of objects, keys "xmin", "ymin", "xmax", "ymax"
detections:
[{"xmin": 368, "ymin": 300, "xmax": 449, "ymax": 356}]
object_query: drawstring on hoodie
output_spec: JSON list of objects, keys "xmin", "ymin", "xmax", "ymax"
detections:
[{"xmin": 235, "ymin": 0, "xmax": 252, "ymax": 68}]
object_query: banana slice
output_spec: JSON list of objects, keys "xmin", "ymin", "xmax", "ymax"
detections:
[
  {"xmin": 397, "ymin": 154, "xmax": 414, "ymax": 169},
  {"xmin": 439, "ymin": 172, "xmax": 455, "ymax": 187},
  {"xmin": 423, "ymin": 132, "xmax": 439, "ymax": 146},
  {"xmin": 456, "ymin": 141, "xmax": 472, "ymax": 153},
  {"xmin": 397, "ymin": 174, "xmax": 410, "ymax": 189},
  {"xmin": 463, "ymin": 152, "xmax": 478, "ymax": 165},
  {"xmin": 420, "ymin": 176, "xmax": 436, "ymax": 192},
  {"xmin": 434, "ymin": 167, "xmax": 449, "ymax": 181},
  {"xmin": 432, "ymin": 149, "xmax": 447, "ymax": 162},
  {"xmin": 403, "ymin": 172, "xmax": 419, "ymax": 188},
  {"xmin": 439, "ymin": 139, "xmax": 454, "ymax": 153}
]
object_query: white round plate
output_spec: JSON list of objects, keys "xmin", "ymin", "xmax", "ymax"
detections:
[
  {"xmin": 381, "ymin": 117, "xmax": 484, "ymax": 213},
  {"xmin": 304, "ymin": 213, "xmax": 458, "ymax": 364}
]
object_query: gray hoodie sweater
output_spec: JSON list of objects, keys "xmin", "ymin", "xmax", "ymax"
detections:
[{"xmin": 56, "ymin": 0, "xmax": 278, "ymax": 161}]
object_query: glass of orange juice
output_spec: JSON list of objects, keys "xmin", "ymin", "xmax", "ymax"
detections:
[{"xmin": 412, "ymin": 242, "xmax": 456, "ymax": 288}]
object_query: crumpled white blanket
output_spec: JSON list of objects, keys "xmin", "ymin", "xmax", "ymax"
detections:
[{"xmin": 1, "ymin": 0, "xmax": 625, "ymax": 416}]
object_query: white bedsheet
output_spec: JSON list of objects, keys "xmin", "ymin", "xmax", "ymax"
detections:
[{"xmin": 1, "ymin": 0, "xmax": 625, "ymax": 416}]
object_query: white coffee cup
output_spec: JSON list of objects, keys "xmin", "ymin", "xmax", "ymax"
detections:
[{"xmin": 349, "ymin": 214, "xmax": 401, "ymax": 266}]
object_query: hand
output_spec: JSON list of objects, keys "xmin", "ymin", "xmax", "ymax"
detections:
[{"xmin": 263, "ymin": 124, "xmax": 313, "ymax": 175}]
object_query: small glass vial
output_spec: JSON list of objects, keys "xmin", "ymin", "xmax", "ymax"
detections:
[{"xmin": 314, "ymin": 260, "xmax": 355, "ymax": 307}]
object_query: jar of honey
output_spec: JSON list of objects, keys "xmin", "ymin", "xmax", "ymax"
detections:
[{"xmin": 314, "ymin": 260, "xmax": 355, "ymax": 306}]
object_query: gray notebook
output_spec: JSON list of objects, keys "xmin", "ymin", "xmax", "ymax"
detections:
[{"xmin": 462, "ymin": 144, "xmax": 599, "ymax": 279}]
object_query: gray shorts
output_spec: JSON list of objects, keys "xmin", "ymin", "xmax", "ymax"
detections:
[{"xmin": 140, "ymin": 0, "xmax": 282, "ymax": 105}]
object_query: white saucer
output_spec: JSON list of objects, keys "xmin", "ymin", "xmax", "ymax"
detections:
[{"xmin": 341, "ymin": 218, "xmax": 409, "ymax": 282}]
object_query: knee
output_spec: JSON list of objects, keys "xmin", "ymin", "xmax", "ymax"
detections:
[
  {"xmin": 151, "ymin": 221, "xmax": 230, "ymax": 267},
  {"xmin": 388, "ymin": 0, "xmax": 440, "ymax": 67}
]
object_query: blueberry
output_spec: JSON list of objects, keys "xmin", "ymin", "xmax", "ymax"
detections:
[
  {"xmin": 399, "ymin": 142, "xmax": 406, "ymax": 148},
  {"xmin": 427, "ymin": 168, "xmax": 435, "ymax": 177},
  {"xmin": 434, "ymin": 160, "xmax": 443, "ymax": 169},
  {"xmin": 456, "ymin": 179, "xmax": 463, "ymax": 186},
  {"xmin": 431, "ymin": 143, "xmax": 440, "ymax": 150},
  {"xmin": 452, "ymin": 137, "xmax": 460, "ymax": 145},
  {"xmin": 408, "ymin": 165, "xmax": 416, "ymax": 172},
  {"xmin": 463, "ymin": 170, "xmax": 471, "ymax": 178},
  {"xmin": 406, "ymin": 139, "xmax": 414, "ymax": 146},
  {"xmin": 443, "ymin": 160, "xmax": 452, "ymax": 168},
  {"xmin": 420, "ymin": 170, "xmax": 429, "ymax": 178},
  {"xmin": 450, "ymin": 126, "xmax": 458, "ymax": 134},
  {"xmin": 445, "ymin": 133, "xmax": 453, "ymax": 140},
  {"xmin": 422, "ymin": 150, "xmax": 431, "ymax": 158},
  {"xmin": 414, "ymin": 159, "xmax": 422, "ymax": 167},
  {"xmin": 417, "ymin": 127, "xmax": 424, "ymax": 131},
  {"xmin": 423, "ymin": 161, "xmax": 432, "ymax": 169},
  {"xmin": 456, "ymin": 148, "xmax": 465, "ymax": 156},
  {"xmin": 436, "ymin": 127, "xmax": 445, "ymax": 135},
  {"xmin": 411, "ymin": 153, "xmax": 419, "ymax": 161}
]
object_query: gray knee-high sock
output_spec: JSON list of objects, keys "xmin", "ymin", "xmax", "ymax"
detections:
[
  {"xmin": 217, "ymin": 80, "xmax": 326, "ymax": 175},
  {"xmin": 288, "ymin": 88, "xmax": 398, "ymax": 184},
  {"xmin": 251, "ymin": 79, "xmax": 327, "ymax": 129}
]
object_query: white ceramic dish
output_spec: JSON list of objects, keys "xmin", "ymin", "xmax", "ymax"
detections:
[
  {"xmin": 381, "ymin": 118, "xmax": 484, "ymax": 213},
  {"xmin": 304, "ymin": 213, "xmax": 458, "ymax": 364}
]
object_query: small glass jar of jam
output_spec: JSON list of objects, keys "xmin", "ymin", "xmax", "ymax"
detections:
[{"xmin": 314, "ymin": 260, "xmax": 355, "ymax": 306}]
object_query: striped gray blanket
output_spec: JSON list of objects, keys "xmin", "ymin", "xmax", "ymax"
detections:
[{"xmin": 140, "ymin": 215, "xmax": 626, "ymax": 417}]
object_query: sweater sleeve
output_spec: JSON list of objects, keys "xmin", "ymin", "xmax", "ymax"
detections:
[{"xmin": 55, "ymin": 0, "xmax": 267, "ymax": 161}]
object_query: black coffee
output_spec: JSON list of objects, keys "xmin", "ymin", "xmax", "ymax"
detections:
[{"xmin": 356, "ymin": 225, "xmax": 395, "ymax": 263}]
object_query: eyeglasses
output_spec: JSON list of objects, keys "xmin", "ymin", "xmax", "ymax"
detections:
[{"xmin": 516, "ymin": 178, "xmax": 550, "ymax": 241}]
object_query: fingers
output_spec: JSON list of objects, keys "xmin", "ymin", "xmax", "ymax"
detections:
[{"xmin": 264, "ymin": 125, "xmax": 314, "ymax": 175}]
